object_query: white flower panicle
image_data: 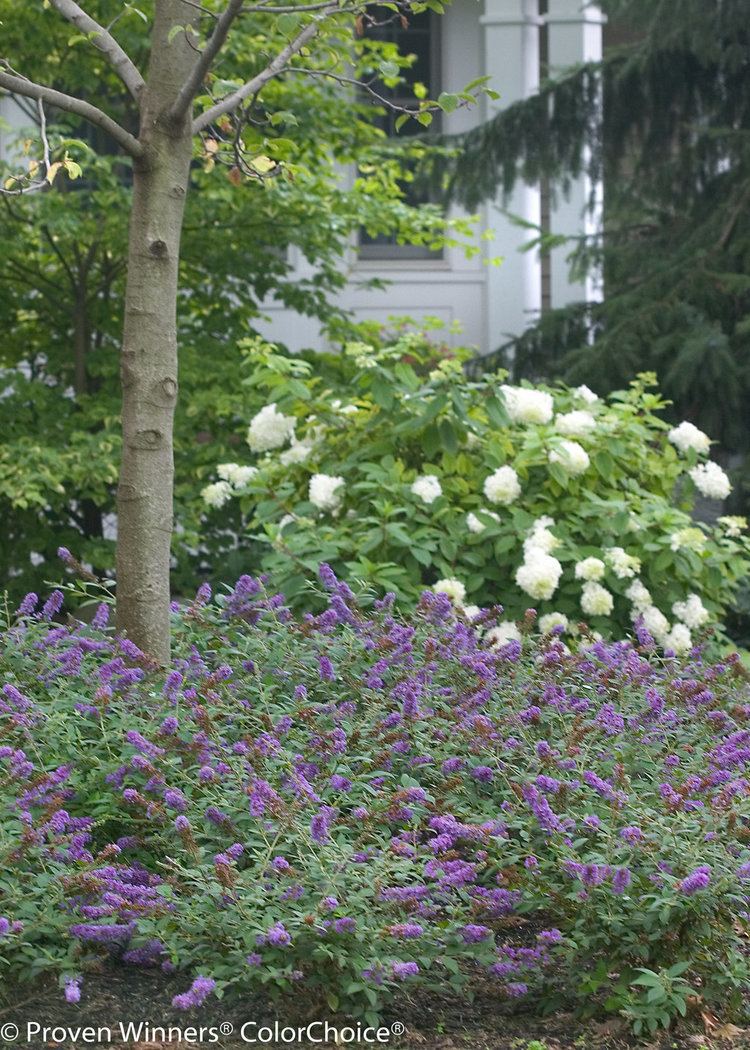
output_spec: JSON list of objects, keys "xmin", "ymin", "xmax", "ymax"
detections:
[
  {"xmin": 670, "ymin": 526, "xmax": 707, "ymax": 552},
  {"xmin": 467, "ymin": 510, "xmax": 500, "ymax": 534},
  {"xmin": 573, "ymin": 384, "xmax": 598, "ymax": 404},
  {"xmin": 639, "ymin": 604, "xmax": 670, "ymax": 644},
  {"xmin": 664, "ymin": 623, "xmax": 692, "ymax": 654},
  {"xmin": 331, "ymin": 399, "xmax": 359, "ymax": 415},
  {"xmin": 575, "ymin": 557, "xmax": 606, "ymax": 581},
  {"xmin": 718, "ymin": 515, "xmax": 747, "ymax": 537},
  {"xmin": 626, "ymin": 579, "xmax": 652, "ymax": 611},
  {"xmin": 580, "ymin": 581, "xmax": 614, "ymax": 617},
  {"xmin": 523, "ymin": 518, "xmax": 559, "ymax": 556},
  {"xmin": 308, "ymin": 473, "xmax": 345, "ymax": 511},
  {"xmin": 555, "ymin": 410, "xmax": 596, "ymax": 437},
  {"xmin": 548, "ymin": 440, "xmax": 590, "ymax": 476},
  {"xmin": 538, "ymin": 612, "xmax": 569, "ymax": 634},
  {"xmin": 486, "ymin": 621, "xmax": 522, "ymax": 648},
  {"xmin": 515, "ymin": 547, "xmax": 563, "ymax": 602},
  {"xmin": 605, "ymin": 546, "xmax": 641, "ymax": 579},
  {"xmin": 247, "ymin": 403, "xmax": 296, "ymax": 453},
  {"xmin": 689, "ymin": 462, "xmax": 732, "ymax": 500},
  {"xmin": 672, "ymin": 593, "xmax": 709, "ymax": 630},
  {"xmin": 217, "ymin": 463, "xmax": 258, "ymax": 487},
  {"xmin": 432, "ymin": 578, "xmax": 466, "ymax": 605},
  {"xmin": 202, "ymin": 481, "xmax": 232, "ymax": 509},
  {"xmin": 411, "ymin": 475, "xmax": 443, "ymax": 505},
  {"xmin": 668, "ymin": 421, "xmax": 711, "ymax": 456},
  {"xmin": 461, "ymin": 605, "xmax": 481, "ymax": 621},
  {"xmin": 484, "ymin": 466, "xmax": 521, "ymax": 505},
  {"xmin": 500, "ymin": 385, "xmax": 554, "ymax": 425},
  {"xmin": 280, "ymin": 439, "xmax": 315, "ymax": 466}
]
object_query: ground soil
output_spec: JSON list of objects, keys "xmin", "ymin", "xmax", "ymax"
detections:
[{"xmin": 1, "ymin": 965, "xmax": 749, "ymax": 1050}]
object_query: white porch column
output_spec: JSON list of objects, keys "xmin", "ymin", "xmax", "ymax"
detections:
[
  {"xmin": 545, "ymin": 0, "xmax": 605, "ymax": 308},
  {"xmin": 0, "ymin": 95, "xmax": 31, "ymax": 164},
  {"xmin": 481, "ymin": 0, "xmax": 542, "ymax": 347}
]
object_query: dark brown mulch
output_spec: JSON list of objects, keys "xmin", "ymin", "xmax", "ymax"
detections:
[{"xmin": 0, "ymin": 963, "xmax": 747, "ymax": 1050}]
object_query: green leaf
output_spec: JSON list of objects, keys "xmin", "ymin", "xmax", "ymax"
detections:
[
  {"xmin": 437, "ymin": 92, "xmax": 459, "ymax": 113},
  {"xmin": 277, "ymin": 12, "xmax": 301, "ymax": 35}
]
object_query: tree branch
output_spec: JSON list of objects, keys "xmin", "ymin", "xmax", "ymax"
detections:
[
  {"xmin": 241, "ymin": 1, "xmax": 356, "ymax": 11},
  {"xmin": 0, "ymin": 70, "xmax": 144, "ymax": 158},
  {"xmin": 48, "ymin": 0, "xmax": 145, "ymax": 102},
  {"xmin": 169, "ymin": 0, "xmax": 245, "ymax": 124},
  {"xmin": 192, "ymin": 11, "xmax": 333, "ymax": 133}
]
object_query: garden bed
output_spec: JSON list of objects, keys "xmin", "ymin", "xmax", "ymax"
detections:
[
  {"xmin": 3, "ymin": 570, "xmax": 750, "ymax": 1045},
  {"xmin": 1, "ymin": 964, "xmax": 743, "ymax": 1050}
]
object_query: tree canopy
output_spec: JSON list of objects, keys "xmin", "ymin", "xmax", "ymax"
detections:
[{"xmin": 433, "ymin": 0, "xmax": 750, "ymax": 486}]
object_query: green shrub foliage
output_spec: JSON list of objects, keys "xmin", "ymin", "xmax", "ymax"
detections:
[{"xmin": 200, "ymin": 335, "xmax": 749, "ymax": 649}]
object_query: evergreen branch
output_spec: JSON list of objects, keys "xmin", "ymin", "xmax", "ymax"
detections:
[
  {"xmin": 47, "ymin": 0, "xmax": 145, "ymax": 102},
  {"xmin": 169, "ymin": 0, "xmax": 245, "ymax": 124},
  {"xmin": 191, "ymin": 11, "xmax": 334, "ymax": 133},
  {"xmin": 0, "ymin": 68, "xmax": 144, "ymax": 158}
]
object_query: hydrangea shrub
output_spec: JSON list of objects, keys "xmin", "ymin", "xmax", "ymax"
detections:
[
  {"xmin": 199, "ymin": 336, "xmax": 749, "ymax": 649},
  {"xmin": 3, "ymin": 574, "xmax": 750, "ymax": 1034}
]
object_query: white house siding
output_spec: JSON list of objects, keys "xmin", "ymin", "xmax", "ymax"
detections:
[{"xmin": 255, "ymin": 0, "xmax": 603, "ymax": 354}]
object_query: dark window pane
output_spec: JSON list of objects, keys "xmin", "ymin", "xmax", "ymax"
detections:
[{"xmin": 359, "ymin": 9, "xmax": 443, "ymax": 261}]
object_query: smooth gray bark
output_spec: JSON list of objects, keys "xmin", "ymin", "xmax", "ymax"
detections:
[{"xmin": 115, "ymin": 1, "xmax": 199, "ymax": 663}]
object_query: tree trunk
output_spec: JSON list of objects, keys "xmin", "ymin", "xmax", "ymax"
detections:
[{"xmin": 116, "ymin": 1, "xmax": 198, "ymax": 662}]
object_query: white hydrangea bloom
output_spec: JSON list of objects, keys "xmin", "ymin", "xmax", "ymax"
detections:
[
  {"xmin": 574, "ymin": 384, "xmax": 598, "ymax": 404},
  {"xmin": 538, "ymin": 612, "xmax": 569, "ymax": 634},
  {"xmin": 689, "ymin": 462, "xmax": 732, "ymax": 500},
  {"xmin": 486, "ymin": 621, "xmax": 522, "ymax": 648},
  {"xmin": 672, "ymin": 593, "xmax": 709, "ymax": 629},
  {"xmin": 433, "ymin": 578, "xmax": 467, "ymax": 605},
  {"xmin": 670, "ymin": 526, "xmax": 707, "ymax": 552},
  {"xmin": 668, "ymin": 421, "xmax": 711, "ymax": 456},
  {"xmin": 280, "ymin": 439, "xmax": 315, "ymax": 466},
  {"xmin": 664, "ymin": 623, "xmax": 692, "ymax": 654},
  {"xmin": 549, "ymin": 439, "xmax": 590, "ymax": 476},
  {"xmin": 523, "ymin": 519, "xmax": 559, "ymax": 556},
  {"xmin": 575, "ymin": 557, "xmax": 606, "ymax": 581},
  {"xmin": 217, "ymin": 463, "xmax": 258, "ymax": 487},
  {"xmin": 411, "ymin": 474, "xmax": 442, "ymax": 504},
  {"xmin": 580, "ymin": 581, "xmax": 614, "ymax": 617},
  {"xmin": 626, "ymin": 579, "xmax": 652, "ymax": 610},
  {"xmin": 484, "ymin": 465, "xmax": 521, "ymax": 505},
  {"xmin": 246, "ymin": 403, "xmax": 296, "ymax": 453},
  {"xmin": 308, "ymin": 473, "xmax": 345, "ymax": 511},
  {"xmin": 202, "ymin": 481, "xmax": 232, "ymax": 509},
  {"xmin": 331, "ymin": 399, "xmax": 359, "ymax": 415},
  {"xmin": 466, "ymin": 510, "xmax": 500, "ymax": 534},
  {"xmin": 461, "ymin": 604, "xmax": 481, "ymax": 621},
  {"xmin": 555, "ymin": 410, "xmax": 596, "ymax": 437},
  {"xmin": 605, "ymin": 546, "xmax": 641, "ymax": 579},
  {"xmin": 718, "ymin": 515, "xmax": 747, "ymax": 537},
  {"xmin": 515, "ymin": 548, "xmax": 563, "ymax": 601},
  {"xmin": 500, "ymin": 385, "xmax": 554, "ymax": 425},
  {"xmin": 639, "ymin": 604, "xmax": 670, "ymax": 644}
]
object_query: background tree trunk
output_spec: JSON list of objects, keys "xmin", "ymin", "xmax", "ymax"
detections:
[{"xmin": 115, "ymin": 1, "xmax": 198, "ymax": 662}]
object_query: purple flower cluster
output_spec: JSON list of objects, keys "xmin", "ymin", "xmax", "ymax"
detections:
[{"xmin": 3, "ymin": 574, "xmax": 750, "ymax": 1023}]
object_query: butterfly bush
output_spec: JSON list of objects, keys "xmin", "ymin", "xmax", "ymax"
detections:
[
  {"xmin": 198, "ymin": 336, "xmax": 748, "ymax": 649},
  {"xmin": 3, "ymin": 572, "xmax": 750, "ymax": 1030}
]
